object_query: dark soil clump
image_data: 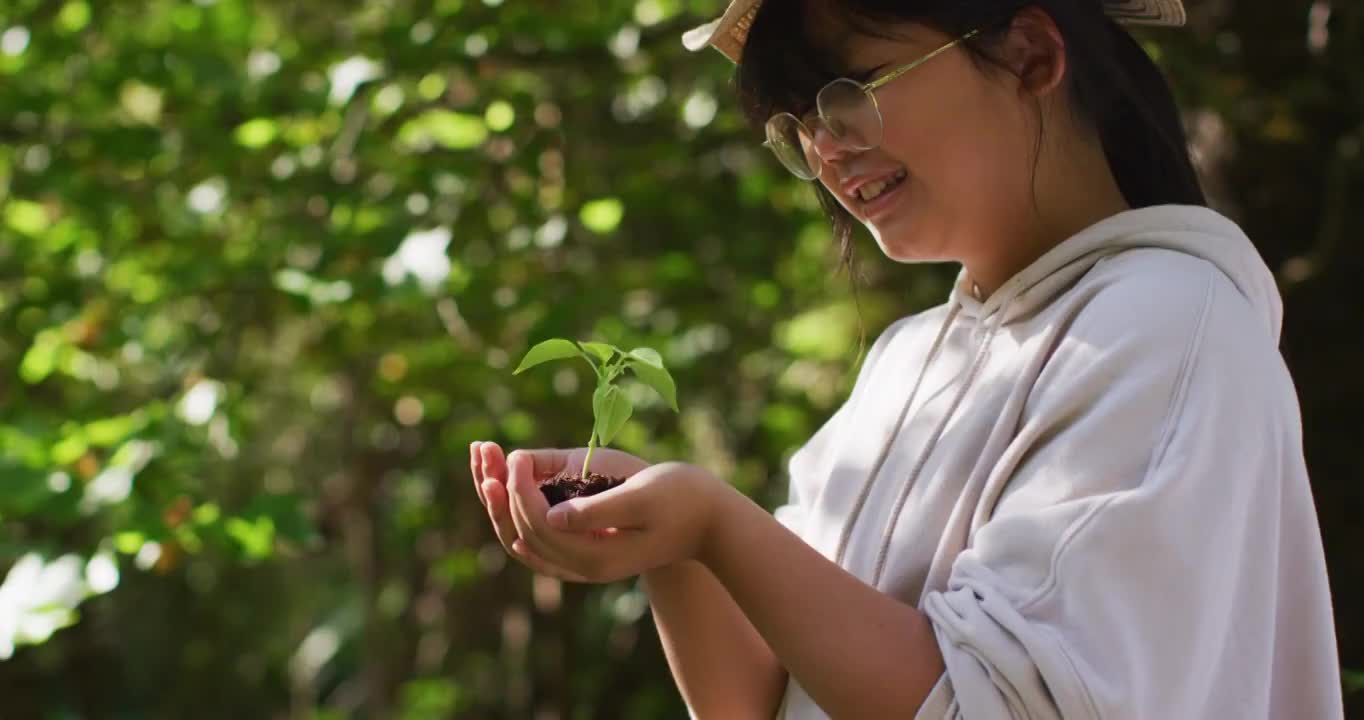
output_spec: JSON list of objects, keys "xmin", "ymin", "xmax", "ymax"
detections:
[{"xmin": 538, "ymin": 469, "xmax": 626, "ymax": 507}]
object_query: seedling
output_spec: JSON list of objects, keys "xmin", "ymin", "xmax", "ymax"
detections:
[{"xmin": 512, "ymin": 338, "xmax": 678, "ymax": 505}]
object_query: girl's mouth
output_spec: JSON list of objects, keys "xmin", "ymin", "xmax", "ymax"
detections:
[
  {"xmin": 855, "ymin": 168, "xmax": 908, "ymax": 203},
  {"xmin": 857, "ymin": 168, "xmax": 909, "ymax": 221}
]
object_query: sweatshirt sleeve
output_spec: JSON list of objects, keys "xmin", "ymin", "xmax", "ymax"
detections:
[{"xmin": 914, "ymin": 259, "xmax": 1324, "ymax": 718}]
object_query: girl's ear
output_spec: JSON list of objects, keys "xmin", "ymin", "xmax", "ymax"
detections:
[{"xmin": 998, "ymin": 6, "xmax": 1068, "ymax": 98}]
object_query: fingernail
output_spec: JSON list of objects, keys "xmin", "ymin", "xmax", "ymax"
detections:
[{"xmin": 546, "ymin": 507, "xmax": 569, "ymax": 530}]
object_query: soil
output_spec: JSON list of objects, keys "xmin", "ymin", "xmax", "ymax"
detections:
[{"xmin": 538, "ymin": 469, "xmax": 627, "ymax": 507}]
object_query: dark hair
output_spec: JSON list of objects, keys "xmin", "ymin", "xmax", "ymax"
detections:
[{"xmin": 735, "ymin": 0, "xmax": 1207, "ymax": 370}]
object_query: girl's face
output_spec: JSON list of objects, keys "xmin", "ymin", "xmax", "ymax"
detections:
[{"xmin": 804, "ymin": 19, "xmax": 1039, "ymax": 267}]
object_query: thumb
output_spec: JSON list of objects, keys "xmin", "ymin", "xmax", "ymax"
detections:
[{"xmin": 546, "ymin": 486, "xmax": 636, "ymax": 532}]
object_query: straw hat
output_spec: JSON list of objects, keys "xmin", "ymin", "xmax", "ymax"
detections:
[{"xmin": 682, "ymin": 0, "xmax": 1187, "ymax": 63}]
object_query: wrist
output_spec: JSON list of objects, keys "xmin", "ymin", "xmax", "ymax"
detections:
[
  {"xmin": 697, "ymin": 474, "xmax": 745, "ymax": 570},
  {"xmin": 642, "ymin": 558, "xmax": 706, "ymax": 588}
]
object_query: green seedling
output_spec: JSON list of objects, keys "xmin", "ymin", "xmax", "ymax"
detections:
[{"xmin": 513, "ymin": 339, "xmax": 679, "ymax": 482}]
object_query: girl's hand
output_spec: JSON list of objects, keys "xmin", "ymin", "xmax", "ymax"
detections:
[
  {"xmin": 469, "ymin": 442, "xmax": 650, "ymax": 580},
  {"xmin": 504, "ymin": 455, "xmax": 728, "ymax": 584}
]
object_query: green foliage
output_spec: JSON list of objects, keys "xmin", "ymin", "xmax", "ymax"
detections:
[
  {"xmin": 579, "ymin": 197, "xmax": 626, "ymax": 234},
  {"xmin": 0, "ymin": 0, "xmax": 1359, "ymax": 716}
]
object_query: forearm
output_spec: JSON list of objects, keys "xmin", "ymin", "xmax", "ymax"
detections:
[
  {"xmin": 699, "ymin": 486, "xmax": 944, "ymax": 720},
  {"xmin": 643, "ymin": 560, "xmax": 787, "ymax": 719}
]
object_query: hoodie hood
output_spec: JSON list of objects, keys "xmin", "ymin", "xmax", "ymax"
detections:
[
  {"xmin": 825, "ymin": 203, "xmax": 1287, "ymax": 588},
  {"xmin": 948, "ymin": 204, "xmax": 1284, "ymax": 343}
]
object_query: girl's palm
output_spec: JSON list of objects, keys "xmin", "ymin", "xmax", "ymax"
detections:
[{"xmin": 471, "ymin": 443, "xmax": 649, "ymax": 503}]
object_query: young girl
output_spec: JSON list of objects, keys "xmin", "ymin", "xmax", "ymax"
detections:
[{"xmin": 471, "ymin": 0, "xmax": 1344, "ymax": 716}]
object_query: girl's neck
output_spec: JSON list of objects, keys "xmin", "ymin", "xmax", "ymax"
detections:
[{"xmin": 965, "ymin": 133, "xmax": 1130, "ymax": 299}]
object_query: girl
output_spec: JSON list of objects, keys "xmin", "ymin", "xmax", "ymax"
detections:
[{"xmin": 471, "ymin": 0, "xmax": 1344, "ymax": 717}]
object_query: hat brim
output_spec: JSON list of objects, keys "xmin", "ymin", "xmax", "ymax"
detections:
[{"xmin": 685, "ymin": 0, "xmax": 1187, "ymax": 64}]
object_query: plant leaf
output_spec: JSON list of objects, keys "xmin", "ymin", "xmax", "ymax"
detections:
[
  {"xmin": 626, "ymin": 348, "xmax": 678, "ymax": 412},
  {"xmin": 628, "ymin": 347, "xmax": 663, "ymax": 366},
  {"xmin": 592, "ymin": 384, "xmax": 633, "ymax": 447},
  {"xmin": 577, "ymin": 341, "xmax": 617, "ymax": 365},
  {"xmin": 513, "ymin": 339, "xmax": 580, "ymax": 374}
]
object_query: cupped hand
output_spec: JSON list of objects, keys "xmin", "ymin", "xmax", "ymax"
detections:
[
  {"xmin": 469, "ymin": 442, "xmax": 650, "ymax": 579},
  {"xmin": 504, "ymin": 456, "xmax": 727, "ymax": 584}
]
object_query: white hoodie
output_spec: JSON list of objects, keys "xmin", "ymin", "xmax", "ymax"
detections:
[{"xmin": 771, "ymin": 205, "xmax": 1343, "ymax": 719}]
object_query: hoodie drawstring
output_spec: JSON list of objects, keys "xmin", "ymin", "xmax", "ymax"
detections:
[
  {"xmin": 828, "ymin": 294, "xmax": 1014, "ymax": 587},
  {"xmin": 832, "ymin": 305, "xmax": 960, "ymax": 568},
  {"xmin": 870, "ymin": 296, "xmax": 1011, "ymax": 588}
]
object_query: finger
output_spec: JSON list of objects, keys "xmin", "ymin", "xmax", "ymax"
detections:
[
  {"xmin": 482, "ymin": 479, "xmax": 521, "ymax": 554},
  {"xmin": 481, "ymin": 442, "xmax": 509, "ymax": 485},
  {"xmin": 511, "ymin": 539, "xmax": 591, "ymax": 583},
  {"xmin": 504, "ymin": 453, "xmax": 540, "ymax": 545},
  {"xmin": 507, "ymin": 452, "xmax": 585, "ymax": 568},
  {"xmin": 470, "ymin": 441, "xmax": 486, "ymax": 506},
  {"xmin": 546, "ymin": 482, "xmax": 640, "ymax": 533},
  {"xmin": 479, "ymin": 442, "xmax": 505, "ymax": 504},
  {"xmin": 506, "ymin": 453, "xmax": 554, "ymax": 558}
]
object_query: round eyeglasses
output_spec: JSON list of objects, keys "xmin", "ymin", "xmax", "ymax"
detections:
[{"xmin": 763, "ymin": 29, "xmax": 980, "ymax": 181}]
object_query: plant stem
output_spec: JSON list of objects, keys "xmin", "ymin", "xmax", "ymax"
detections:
[{"xmin": 582, "ymin": 429, "xmax": 597, "ymax": 479}]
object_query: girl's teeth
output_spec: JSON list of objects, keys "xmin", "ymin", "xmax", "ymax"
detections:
[
  {"xmin": 860, "ymin": 180, "xmax": 887, "ymax": 201},
  {"xmin": 858, "ymin": 170, "xmax": 907, "ymax": 202}
]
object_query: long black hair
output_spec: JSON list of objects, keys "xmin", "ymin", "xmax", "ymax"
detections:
[{"xmin": 735, "ymin": 0, "xmax": 1207, "ymax": 368}]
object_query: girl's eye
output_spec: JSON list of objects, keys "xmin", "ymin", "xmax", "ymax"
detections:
[{"xmin": 848, "ymin": 64, "xmax": 886, "ymax": 85}]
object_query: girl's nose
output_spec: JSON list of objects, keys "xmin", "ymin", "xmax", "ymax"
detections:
[{"xmin": 807, "ymin": 119, "xmax": 855, "ymax": 164}]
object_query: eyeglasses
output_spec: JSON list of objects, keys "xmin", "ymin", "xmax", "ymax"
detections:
[{"xmin": 763, "ymin": 29, "xmax": 981, "ymax": 181}]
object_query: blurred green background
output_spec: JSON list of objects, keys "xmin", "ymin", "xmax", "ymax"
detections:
[{"xmin": 0, "ymin": 0, "xmax": 1359, "ymax": 717}]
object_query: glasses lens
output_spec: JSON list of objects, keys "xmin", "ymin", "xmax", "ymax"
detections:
[
  {"xmin": 765, "ymin": 113, "xmax": 819, "ymax": 180},
  {"xmin": 817, "ymin": 79, "xmax": 882, "ymax": 150}
]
